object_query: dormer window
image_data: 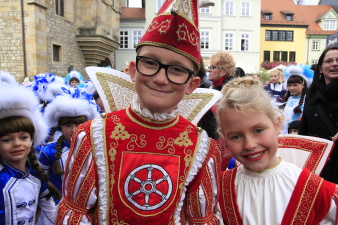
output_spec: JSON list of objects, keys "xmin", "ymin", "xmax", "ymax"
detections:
[
  {"xmin": 264, "ymin": 14, "xmax": 272, "ymax": 20},
  {"xmin": 286, "ymin": 14, "xmax": 293, "ymax": 21},
  {"xmin": 281, "ymin": 10, "xmax": 294, "ymax": 21},
  {"xmin": 262, "ymin": 10, "xmax": 272, "ymax": 20}
]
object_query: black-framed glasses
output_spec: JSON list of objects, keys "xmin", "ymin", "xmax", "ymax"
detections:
[
  {"xmin": 208, "ymin": 66, "xmax": 220, "ymax": 71},
  {"xmin": 136, "ymin": 56, "xmax": 195, "ymax": 84}
]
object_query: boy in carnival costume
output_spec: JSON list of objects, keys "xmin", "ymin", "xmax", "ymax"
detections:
[{"xmin": 55, "ymin": 0, "xmax": 222, "ymax": 224}]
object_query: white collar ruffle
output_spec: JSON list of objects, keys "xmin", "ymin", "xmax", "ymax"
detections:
[{"xmin": 132, "ymin": 95, "xmax": 179, "ymax": 121}]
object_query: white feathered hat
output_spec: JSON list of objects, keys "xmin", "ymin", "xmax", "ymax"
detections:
[
  {"xmin": 0, "ymin": 71, "xmax": 18, "ymax": 85},
  {"xmin": 43, "ymin": 88, "xmax": 99, "ymax": 127},
  {"xmin": 0, "ymin": 82, "xmax": 48, "ymax": 147},
  {"xmin": 284, "ymin": 64, "xmax": 314, "ymax": 90}
]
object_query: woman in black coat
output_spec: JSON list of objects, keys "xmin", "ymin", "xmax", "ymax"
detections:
[{"xmin": 299, "ymin": 46, "xmax": 338, "ymax": 184}]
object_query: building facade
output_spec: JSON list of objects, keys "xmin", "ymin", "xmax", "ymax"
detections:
[
  {"xmin": 115, "ymin": 0, "xmax": 261, "ymax": 73},
  {"xmin": 261, "ymin": 0, "xmax": 338, "ymax": 68},
  {"xmin": 0, "ymin": 0, "xmax": 120, "ymax": 81}
]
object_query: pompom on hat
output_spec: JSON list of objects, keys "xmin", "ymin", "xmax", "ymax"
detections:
[
  {"xmin": 136, "ymin": 0, "xmax": 201, "ymax": 70},
  {"xmin": 284, "ymin": 64, "xmax": 314, "ymax": 89},
  {"xmin": 43, "ymin": 88, "xmax": 99, "ymax": 127},
  {"xmin": 0, "ymin": 81, "xmax": 48, "ymax": 147}
]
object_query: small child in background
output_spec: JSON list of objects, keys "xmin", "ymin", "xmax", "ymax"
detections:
[
  {"xmin": 264, "ymin": 68, "xmax": 285, "ymax": 97},
  {"xmin": 93, "ymin": 91, "xmax": 105, "ymax": 113},
  {"xmin": 288, "ymin": 120, "xmax": 301, "ymax": 135},
  {"xmin": 0, "ymin": 81, "xmax": 60, "ymax": 225},
  {"xmin": 217, "ymin": 77, "xmax": 337, "ymax": 225},
  {"xmin": 39, "ymin": 90, "xmax": 99, "ymax": 196},
  {"xmin": 279, "ymin": 65, "xmax": 313, "ymax": 134},
  {"xmin": 68, "ymin": 77, "xmax": 80, "ymax": 87}
]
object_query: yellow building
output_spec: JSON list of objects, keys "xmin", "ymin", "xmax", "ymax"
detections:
[{"xmin": 260, "ymin": 0, "xmax": 338, "ymax": 69}]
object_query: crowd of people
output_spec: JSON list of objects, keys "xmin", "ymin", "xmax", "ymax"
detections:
[{"xmin": 0, "ymin": 0, "xmax": 338, "ymax": 224}]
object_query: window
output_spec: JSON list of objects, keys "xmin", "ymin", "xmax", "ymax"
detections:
[
  {"xmin": 289, "ymin": 52, "xmax": 296, "ymax": 61},
  {"xmin": 120, "ymin": 29, "xmax": 143, "ymax": 49},
  {"xmin": 120, "ymin": 30, "xmax": 128, "ymax": 49},
  {"xmin": 324, "ymin": 20, "xmax": 337, "ymax": 30},
  {"xmin": 53, "ymin": 44, "xmax": 62, "ymax": 62},
  {"xmin": 286, "ymin": 15, "xmax": 293, "ymax": 21},
  {"xmin": 241, "ymin": 33, "xmax": 250, "ymax": 51},
  {"xmin": 200, "ymin": 6, "xmax": 210, "ymax": 13},
  {"xmin": 265, "ymin": 30, "xmax": 294, "ymax": 41},
  {"xmin": 272, "ymin": 31, "xmax": 278, "ymax": 41},
  {"xmin": 286, "ymin": 31, "xmax": 293, "ymax": 41},
  {"xmin": 273, "ymin": 51, "xmax": 280, "ymax": 61},
  {"xmin": 132, "ymin": 30, "xmax": 142, "ymax": 48},
  {"xmin": 264, "ymin": 51, "xmax": 270, "ymax": 61},
  {"xmin": 264, "ymin": 14, "xmax": 272, "ymax": 20},
  {"xmin": 265, "ymin": 31, "xmax": 271, "ymax": 41},
  {"xmin": 241, "ymin": 2, "xmax": 250, "ymax": 16},
  {"xmin": 225, "ymin": 2, "xmax": 234, "ymax": 16},
  {"xmin": 200, "ymin": 31, "xmax": 210, "ymax": 49},
  {"xmin": 279, "ymin": 31, "xmax": 286, "ymax": 41},
  {"xmin": 224, "ymin": 32, "xmax": 234, "ymax": 51},
  {"xmin": 55, "ymin": 0, "xmax": 64, "ymax": 16},
  {"xmin": 157, "ymin": 0, "xmax": 165, "ymax": 12},
  {"xmin": 281, "ymin": 51, "xmax": 288, "ymax": 61},
  {"xmin": 312, "ymin": 41, "xmax": 319, "ymax": 50}
]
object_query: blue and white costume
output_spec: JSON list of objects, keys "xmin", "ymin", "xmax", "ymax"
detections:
[
  {"xmin": 0, "ymin": 161, "xmax": 56, "ymax": 224},
  {"xmin": 39, "ymin": 140, "xmax": 70, "ymax": 194}
]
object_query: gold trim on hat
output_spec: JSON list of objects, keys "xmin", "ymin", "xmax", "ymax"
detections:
[{"xmin": 136, "ymin": 41, "xmax": 200, "ymax": 71}]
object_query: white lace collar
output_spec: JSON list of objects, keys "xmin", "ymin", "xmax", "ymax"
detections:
[{"xmin": 132, "ymin": 95, "xmax": 179, "ymax": 121}]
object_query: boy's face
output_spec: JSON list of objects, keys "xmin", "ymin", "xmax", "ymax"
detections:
[{"xmin": 129, "ymin": 46, "xmax": 200, "ymax": 114}]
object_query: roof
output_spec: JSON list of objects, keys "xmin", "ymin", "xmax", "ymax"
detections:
[
  {"xmin": 262, "ymin": 0, "xmax": 337, "ymax": 35},
  {"xmin": 319, "ymin": 0, "xmax": 338, "ymax": 13}
]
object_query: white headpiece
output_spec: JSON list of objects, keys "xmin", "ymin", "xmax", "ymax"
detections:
[
  {"xmin": 0, "ymin": 71, "xmax": 18, "ymax": 85},
  {"xmin": 0, "ymin": 82, "xmax": 48, "ymax": 147},
  {"xmin": 284, "ymin": 64, "xmax": 314, "ymax": 90},
  {"xmin": 43, "ymin": 89, "xmax": 99, "ymax": 127}
]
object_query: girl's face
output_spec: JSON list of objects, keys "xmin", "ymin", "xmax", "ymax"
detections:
[
  {"xmin": 219, "ymin": 108, "xmax": 281, "ymax": 172},
  {"xmin": 61, "ymin": 124, "xmax": 79, "ymax": 144},
  {"xmin": 287, "ymin": 83, "xmax": 303, "ymax": 97},
  {"xmin": 0, "ymin": 132, "xmax": 31, "ymax": 170},
  {"xmin": 269, "ymin": 71, "xmax": 280, "ymax": 84},
  {"xmin": 70, "ymin": 80, "xmax": 79, "ymax": 87}
]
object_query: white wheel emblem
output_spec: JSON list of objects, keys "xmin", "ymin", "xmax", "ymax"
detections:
[{"xmin": 124, "ymin": 164, "xmax": 173, "ymax": 210}]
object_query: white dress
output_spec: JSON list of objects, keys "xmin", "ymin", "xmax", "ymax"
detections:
[{"xmin": 235, "ymin": 160, "xmax": 336, "ymax": 225}]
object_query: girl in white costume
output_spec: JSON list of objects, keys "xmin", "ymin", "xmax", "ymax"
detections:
[
  {"xmin": 0, "ymin": 80, "xmax": 60, "ymax": 225},
  {"xmin": 217, "ymin": 77, "xmax": 337, "ymax": 225},
  {"xmin": 280, "ymin": 65, "xmax": 313, "ymax": 134}
]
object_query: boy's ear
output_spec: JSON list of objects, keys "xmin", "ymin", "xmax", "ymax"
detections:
[
  {"xmin": 185, "ymin": 77, "xmax": 200, "ymax": 95},
  {"xmin": 129, "ymin": 61, "xmax": 136, "ymax": 82}
]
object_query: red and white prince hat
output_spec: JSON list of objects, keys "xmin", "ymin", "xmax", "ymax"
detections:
[{"xmin": 136, "ymin": 0, "xmax": 201, "ymax": 70}]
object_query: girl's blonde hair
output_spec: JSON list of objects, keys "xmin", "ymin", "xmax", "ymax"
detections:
[
  {"xmin": 216, "ymin": 77, "xmax": 284, "ymax": 135},
  {"xmin": 210, "ymin": 51, "xmax": 236, "ymax": 77}
]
